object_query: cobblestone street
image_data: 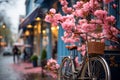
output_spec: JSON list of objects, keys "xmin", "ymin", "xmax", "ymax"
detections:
[{"xmin": 0, "ymin": 54, "xmax": 57, "ymax": 80}]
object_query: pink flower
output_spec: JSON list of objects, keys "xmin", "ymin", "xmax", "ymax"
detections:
[
  {"xmin": 61, "ymin": 19, "xmax": 75, "ymax": 31},
  {"xmin": 77, "ymin": 44, "xmax": 86, "ymax": 51},
  {"xmin": 90, "ymin": 19, "xmax": 102, "ymax": 24},
  {"xmin": 62, "ymin": 37, "xmax": 74, "ymax": 43},
  {"xmin": 75, "ymin": 57, "xmax": 79, "ymax": 67},
  {"xmin": 81, "ymin": 50, "xmax": 86, "ymax": 56},
  {"xmin": 89, "ymin": 0, "xmax": 99, "ymax": 9},
  {"xmin": 45, "ymin": 15, "xmax": 53, "ymax": 23},
  {"xmin": 56, "ymin": 64, "xmax": 60, "ymax": 69},
  {"xmin": 112, "ymin": 4, "xmax": 117, "ymax": 9},
  {"xmin": 101, "ymin": 39, "xmax": 105, "ymax": 43},
  {"xmin": 49, "ymin": 8, "xmax": 56, "ymax": 14},
  {"xmin": 105, "ymin": 15, "xmax": 116, "ymax": 25},
  {"xmin": 83, "ymin": 2, "xmax": 91, "ymax": 11},
  {"xmin": 46, "ymin": 58, "xmax": 60, "ymax": 72},
  {"xmin": 94, "ymin": 10, "xmax": 108, "ymax": 19},
  {"xmin": 74, "ymin": 9, "xmax": 84, "ymax": 17},
  {"xmin": 73, "ymin": 1, "xmax": 84, "ymax": 9},
  {"xmin": 52, "ymin": 13, "xmax": 62, "ymax": 26},
  {"xmin": 78, "ymin": 19, "xmax": 87, "ymax": 24},
  {"xmin": 61, "ymin": 35, "xmax": 78, "ymax": 44},
  {"xmin": 81, "ymin": 23, "xmax": 96, "ymax": 32},
  {"xmin": 62, "ymin": 6, "xmax": 73, "ymax": 14},
  {"xmin": 110, "ymin": 27, "xmax": 119, "ymax": 35},
  {"xmin": 54, "ymin": 14, "xmax": 62, "ymax": 20},
  {"xmin": 59, "ymin": 0, "xmax": 68, "ymax": 6}
]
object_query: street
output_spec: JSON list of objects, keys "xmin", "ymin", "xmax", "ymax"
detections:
[
  {"xmin": 0, "ymin": 54, "xmax": 57, "ymax": 80},
  {"xmin": 0, "ymin": 55, "xmax": 23, "ymax": 80}
]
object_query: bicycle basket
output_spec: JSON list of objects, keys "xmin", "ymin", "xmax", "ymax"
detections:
[{"xmin": 87, "ymin": 42, "xmax": 105, "ymax": 54}]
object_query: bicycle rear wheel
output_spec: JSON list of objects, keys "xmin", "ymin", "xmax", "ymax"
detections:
[
  {"xmin": 58, "ymin": 57, "xmax": 75, "ymax": 80},
  {"xmin": 80, "ymin": 56, "xmax": 111, "ymax": 80}
]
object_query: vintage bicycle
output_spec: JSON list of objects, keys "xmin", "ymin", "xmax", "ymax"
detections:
[{"xmin": 58, "ymin": 32, "xmax": 111, "ymax": 80}]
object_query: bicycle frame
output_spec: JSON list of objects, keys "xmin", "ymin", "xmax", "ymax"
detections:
[
  {"xmin": 75, "ymin": 32, "xmax": 94, "ymax": 79},
  {"xmin": 66, "ymin": 49, "xmax": 90, "ymax": 79},
  {"xmin": 68, "ymin": 49, "xmax": 78, "ymax": 74},
  {"xmin": 59, "ymin": 32, "xmax": 111, "ymax": 80},
  {"xmin": 76, "ymin": 53, "xmax": 90, "ymax": 79}
]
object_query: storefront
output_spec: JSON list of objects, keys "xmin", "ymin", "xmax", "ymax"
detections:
[
  {"xmin": 19, "ymin": 6, "xmax": 44, "ymax": 57},
  {"xmin": 19, "ymin": 5, "xmax": 59, "ymax": 61}
]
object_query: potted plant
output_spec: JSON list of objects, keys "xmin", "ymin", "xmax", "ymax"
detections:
[
  {"xmin": 41, "ymin": 49, "xmax": 47, "ymax": 68},
  {"xmin": 30, "ymin": 55, "xmax": 38, "ymax": 67}
]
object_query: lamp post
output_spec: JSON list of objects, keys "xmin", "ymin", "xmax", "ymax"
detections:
[{"xmin": 2, "ymin": 23, "xmax": 7, "ymax": 46}]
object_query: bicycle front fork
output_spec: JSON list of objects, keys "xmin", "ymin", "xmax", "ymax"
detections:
[{"xmin": 71, "ymin": 58, "xmax": 78, "ymax": 80}]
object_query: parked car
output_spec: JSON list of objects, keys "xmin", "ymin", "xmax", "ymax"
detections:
[{"xmin": 2, "ymin": 47, "xmax": 13, "ymax": 56}]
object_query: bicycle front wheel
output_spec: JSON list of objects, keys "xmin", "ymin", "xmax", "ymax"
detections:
[
  {"xmin": 80, "ymin": 56, "xmax": 111, "ymax": 80},
  {"xmin": 58, "ymin": 57, "xmax": 75, "ymax": 80}
]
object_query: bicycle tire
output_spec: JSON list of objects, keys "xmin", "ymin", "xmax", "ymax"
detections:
[
  {"xmin": 58, "ymin": 57, "xmax": 75, "ymax": 80},
  {"xmin": 80, "ymin": 56, "xmax": 111, "ymax": 80}
]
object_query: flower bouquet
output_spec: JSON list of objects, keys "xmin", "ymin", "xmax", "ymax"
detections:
[{"xmin": 45, "ymin": 58, "xmax": 60, "ymax": 74}]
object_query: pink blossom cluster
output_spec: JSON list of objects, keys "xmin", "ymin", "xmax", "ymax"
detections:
[
  {"xmin": 45, "ymin": 12, "xmax": 62, "ymax": 26},
  {"xmin": 46, "ymin": 58, "xmax": 60, "ymax": 71},
  {"xmin": 77, "ymin": 44, "xmax": 86, "ymax": 56},
  {"xmin": 45, "ymin": 0, "xmax": 120, "ymax": 55}
]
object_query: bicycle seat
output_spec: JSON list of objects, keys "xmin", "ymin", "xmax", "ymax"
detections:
[{"xmin": 66, "ymin": 45, "xmax": 77, "ymax": 50}]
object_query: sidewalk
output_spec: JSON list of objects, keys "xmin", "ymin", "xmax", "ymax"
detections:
[{"xmin": 10, "ymin": 62, "xmax": 58, "ymax": 79}]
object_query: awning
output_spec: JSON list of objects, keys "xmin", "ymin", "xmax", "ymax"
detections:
[{"xmin": 19, "ymin": 6, "xmax": 44, "ymax": 29}]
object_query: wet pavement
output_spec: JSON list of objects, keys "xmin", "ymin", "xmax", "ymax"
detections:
[
  {"xmin": 0, "ymin": 54, "xmax": 57, "ymax": 80},
  {"xmin": 0, "ymin": 55, "xmax": 24, "ymax": 80}
]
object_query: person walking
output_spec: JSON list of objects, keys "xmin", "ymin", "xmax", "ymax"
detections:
[
  {"xmin": 12, "ymin": 46, "xmax": 20, "ymax": 63},
  {"xmin": 23, "ymin": 48, "xmax": 27, "ymax": 62}
]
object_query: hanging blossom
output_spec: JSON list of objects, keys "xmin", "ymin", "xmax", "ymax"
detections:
[
  {"xmin": 61, "ymin": 32, "xmax": 80, "ymax": 44},
  {"xmin": 59, "ymin": 0, "xmax": 68, "ymax": 6},
  {"xmin": 94, "ymin": 10, "xmax": 108, "ymax": 19},
  {"xmin": 73, "ymin": 1, "xmax": 84, "ymax": 9},
  {"xmin": 45, "ymin": 0, "xmax": 120, "ymax": 55},
  {"xmin": 104, "ymin": 15, "xmax": 116, "ymax": 25},
  {"xmin": 62, "ymin": 5, "xmax": 73, "ymax": 14}
]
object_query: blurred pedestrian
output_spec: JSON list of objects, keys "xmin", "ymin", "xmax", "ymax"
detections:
[
  {"xmin": 23, "ymin": 48, "xmax": 27, "ymax": 62},
  {"xmin": 52, "ymin": 40, "xmax": 57, "ymax": 59},
  {"xmin": 12, "ymin": 45, "xmax": 20, "ymax": 63}
]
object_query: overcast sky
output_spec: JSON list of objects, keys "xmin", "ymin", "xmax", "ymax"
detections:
[{"xmin": 0, "ymin": 0, "xmax": 25, "ymax": 33}]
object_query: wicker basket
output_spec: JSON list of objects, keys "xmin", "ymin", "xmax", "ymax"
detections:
[{"xmin": 87, "ymin": 42, "xmax": 105, "ymax": 54}]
